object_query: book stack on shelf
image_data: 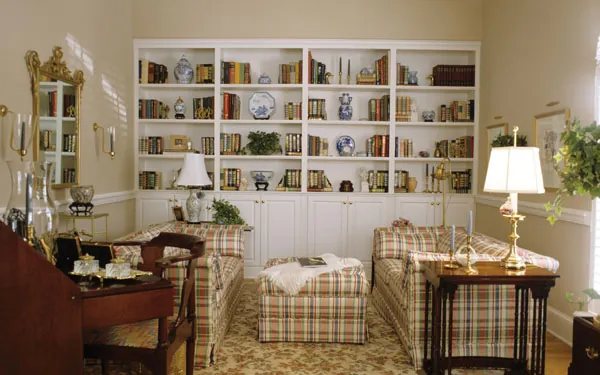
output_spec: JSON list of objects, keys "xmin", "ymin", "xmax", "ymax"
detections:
[
  {"xmin": 63, "ymin": 94, "xmax": 76, "ymax": 117},
  {"xmin": 62, "ymin": 134, "xmax": 77, "ymax": 152},
  {"xmin": 221, "ymin": 61, "xmax": 251, "ymax": 84},
  {"xmin": 201, "ymin": 137, "xmax": 214, "ymax": 155},
  {"xmin": 394, "ymin": 170, "xmax": 409, "ymax": 193},
  {"xmin": 432, "ymin": 65, "xmax": 475, "ymax": 86},
  {"xmin": 139, "ymin": 99, "xmax": 168, "ymax": 119},
  {"xmin": 196, "ymin": 64, "xmax": 214, "ymax": 84},
  {"xmin": 138, "ymin": 171, "xmax": 162, "ymax": 190},
  {"xmin": 395, "ymin": 96, "xmax": 413, "ymax": 122},
  {"xmin": 396, "ymin": 63, "xmax": 411, "ymax": 85},
  {"xmin": 306, "ymin": 170, "xmax": 332, "ymax": 192},
  {"xmin": 276, "ymin": 169, "xmax": 303, "ymax": 192},
  {"xmin": 193, "ymin": 96, "xmax": 214, "ymax": 119},
  {"xmin": 450, "ymin": 170, "xmax": 472, "ymax": 194},
  {"xmin": 308, "ymin": 99, "xmax": 326, "ymax": 120},
  {"xmin": 366, "ymin": 135, "xmax": 390, "ymax": 157},
  {"xmin": 63, "ymin": 168, "xmax": 76, "ymax": 184},
  {"xmin": 220, "ymin": 133, "xmax": 242, "ymax": 155},
  {"xmin": 436, "ymin": 136, "xmax": 474, "ymax": 158},
  {"xmin": 395, "ymin": 138, "xmax": 414, "ymax": 158},
  {"xmin": 442, "ymin": 100, "xmax": 475, "ymax": 122},
  {"xmin": 139, "ymin": 136, "xmax": 164, "ymax": 155},
  {"xmin": 368, "ymin": 170, "xmax": 389, "ymax": 193},
  {"xmin": 139, "ymin": 59, "xmax": 168, "ymax": 84},
  {"xmin": 308, "ymin": 51, "xmax": 327, "ymax": 84},
  {"xmin": 40, "ymin": 130, "xmax": 55, "ymax": 151},
  {"xmin": 307, "ymin": 135, "xmax": 329, "ymax": 156},
  {"xmin": 222, "ymin": 93, "xmax": 241, "ymax": 120},
  {"xmin": 367, "ymin": 95, "xmax": 390, "ymax": 121},
  {"xmin": 285, "ymin": 133, "xmax": 302, "ymax": 156},
  {"xmin": 220, "ymin": 168, "xmax": 241, "ymax": 190},
  {"xmin": 284, "ymin": 102, "xmax": 302, "ymax": 120},
  {"xmin": 279, "ymin": 61, "xmax": 303, "ymax": 84}
]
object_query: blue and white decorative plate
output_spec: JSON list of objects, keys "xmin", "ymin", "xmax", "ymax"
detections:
[
  {"xmin": 248, "ymin": 92, "xmax": 276, "ymax": 120},
  {"xmin": 336, "ymin": 135, "xmax": 355, "ymax": 156}
]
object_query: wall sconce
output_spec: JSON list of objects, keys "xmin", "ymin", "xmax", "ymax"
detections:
[
  {"xmin": 1, "ymin": 104, "xmax": 33, "ymax": 161},
  {"xmin": 93, "ymin": 122, "xmax": 116, "ymax": 159}
]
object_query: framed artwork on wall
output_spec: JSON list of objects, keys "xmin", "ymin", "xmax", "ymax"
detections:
[
  {"xmin": 486, "ymin": 123, "xmax": 509, "ymax": 158},
  {"xmin": 533, "ymin": 108, "xmax": 570, "ymax": 190}
]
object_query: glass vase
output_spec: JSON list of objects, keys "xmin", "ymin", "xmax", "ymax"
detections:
[
  {"xmin": 2, "ymin": 160, "xmax": 34, "ymax": 239},
  {"xmin": 33, "ymin": 161, "xmax": 58, "ymax": 247}
]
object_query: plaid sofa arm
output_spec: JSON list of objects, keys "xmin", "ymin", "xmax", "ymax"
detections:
[{"xmin": 373, "ymin": 227, "xmax": 441, "ymax": 260}]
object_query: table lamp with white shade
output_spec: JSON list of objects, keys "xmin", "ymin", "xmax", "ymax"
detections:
[
  {"xmin": 483, "ymin": 126, "xmax": 545, "ymax": 270},
  {"xmin": 176, "ymin": 153, "xmax": 212, "ymax": 224}
]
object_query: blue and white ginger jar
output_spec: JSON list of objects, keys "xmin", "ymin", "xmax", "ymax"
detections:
[
  {"xmin": 174, "ymin": 55, "xmax": 193, "ymax": 84},
  {"xmin": 338, "ymin": 93, "xmax": 353, "ymax": 121}
]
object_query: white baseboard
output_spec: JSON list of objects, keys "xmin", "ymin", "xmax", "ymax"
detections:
[
  {"xmin": 547, "ymin": 306, "xmax": 573, "ymax": 347},
  {"xmin": 0, "ymin": 190, "xmax": 135, "ymax": 215}
]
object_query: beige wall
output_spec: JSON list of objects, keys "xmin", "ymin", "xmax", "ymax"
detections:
[
  {"xmin": 0, "ymin": 0, "xmax": 136, "ymax": 238},
  {"xmin": 133, "ymin": 0, "xmax": 483, "ymax": 40},
  {"xmin": 479, "ymin": 0, "xmax": 600, "ymax": 327}
]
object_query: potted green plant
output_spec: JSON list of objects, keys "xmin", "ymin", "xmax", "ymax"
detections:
[
  {"xmin": 566, "ymin": 288, "xmax": 600, "ymax": 327},
  {"xmin": 545, "ymin": 119, "xmax": 600, "ymax": 224},
  {"xmin": 491, "ymin": 134, "xmax": 528, "ymax": 147},
  {"xmin": 210, "ymin": 198, "xmax": 246, "ymax": 225},
  {"xmin": 244, "ymin": 131, "xmax": 282, "ymax": 155}
]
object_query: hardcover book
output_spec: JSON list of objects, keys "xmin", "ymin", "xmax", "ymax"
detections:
[{"xmin": 298, "ymin": 257, "xmax": 327, "ymax": 267}]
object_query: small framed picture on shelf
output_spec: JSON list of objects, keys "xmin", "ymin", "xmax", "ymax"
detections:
[
  {"xmin": 170, "ymin": 135, "xmax": 188, "ymax": 151},
  {"xmin": 172, "ymin": 206, "xmax": 185, "ymax": 222}
]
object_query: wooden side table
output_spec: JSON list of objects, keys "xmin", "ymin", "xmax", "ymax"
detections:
[
  {"xmin": 59, "ymin": 213, "xmax": 109, "ymax": 241},
  {"xmin": 421, "ymin": 261, "xmax": 559, "ymax": 375},
  {"xmin": 568, "ymin": 316, "xmax": 600, "ymax": 375}
]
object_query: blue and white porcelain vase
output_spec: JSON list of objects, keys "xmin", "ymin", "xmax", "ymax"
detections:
[
  {"xmin": 338, "ymin": 93, "xmax": 353, "ymax": 121},
  {"xmin": 174, "ymin": 54, "xmax": 193, "ymax": 84}
]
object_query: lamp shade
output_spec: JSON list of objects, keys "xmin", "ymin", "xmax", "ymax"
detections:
[
  {"xmin": 175, "ymin": 153, "xmax": 212, "ymax": 187},
  {"xmin": 484, "ymin": 147, "xmax": 545, "ymax": 194}
]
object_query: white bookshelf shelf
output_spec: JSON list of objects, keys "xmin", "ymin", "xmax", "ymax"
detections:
[
  {"xmin": 221, "ymin": 84, "xmax": 302, "ymax": 90},
  {"xmin": 396, "ymin": 122, "xmax": 475, "ymax": 127},
  {"xmin": 220, "ymin": 119, "xmax": 301, "ymax": 125},
  {"xmin": 308, "ymin": 156, "xmax": 389, "ymax": 162},
  {"xmin": 220, "ymin": 155, "xmax": 302, "ymax": 160},
  {"xmin": 308, "ymin": 120, "xmax": 389, "ymax": 126},
  {"xmin": 396, "ymin": 85, "xmax": 475, "ymax": 92},
  {"xmin": 309, "ymin": 84, "xmax": 390, "ymax": 91},
  {"xmin": 139, "ymin": 83, "xmax": 215, "ymax": 89},
  {"xmin": 139, "ymin": 154, "xmax": 215, "ymax": 159},
  {"xmin": 139, "ymin": 119, "xmax": 214, "ymax": 124},
  {"xmin": 395, "ymin": 157, "xmax": 474, "ymax": 162}
]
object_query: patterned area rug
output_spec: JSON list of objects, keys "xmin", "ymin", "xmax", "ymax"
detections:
[{"xmin": 86, "ymin": 279, "xmax": 504, "ymax": 375}]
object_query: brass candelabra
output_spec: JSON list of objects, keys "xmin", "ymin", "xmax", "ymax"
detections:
[{"xmin": 456, "ymin": 235, "xmax": 478, "ymax": 275}]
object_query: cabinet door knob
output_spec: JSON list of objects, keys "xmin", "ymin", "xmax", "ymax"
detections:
[
  {"xmin": 343, "ymin": 201, "xmax": 347, "ymax": 204},
  {"xmin": 586, "ymin": 346, "xmax": 599, "ymax": 360},
  {"xmin": 168, "ymin": 198, "xmax": 173, "ymax": 202},
  {"xmin": 436, "ymin": 202, "xmax": 441, "ymax": 206},
  {"xmin": 261, "ymin": 200, "xmax": 265, "ymax": 204},
  {"xmin": 255, "ymin": 200, "xmax": 259, "ymax": 203},
  {"xmin": 349, "ymin": 202, "xmax": 353, "ymax": 205},
  {"xmin": 430, "ymin": 202, "xmax": 434, "ymax": 206}
]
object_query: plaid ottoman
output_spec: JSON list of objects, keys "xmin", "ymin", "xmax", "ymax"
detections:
[{"xmin": 257, "ymin": 257, "xmax": 369, "ymax": 344}]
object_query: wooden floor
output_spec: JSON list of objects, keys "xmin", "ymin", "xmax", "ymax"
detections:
[{"xmin": 545, "ymin": 334, "xmax": 571, "ymax": 375}]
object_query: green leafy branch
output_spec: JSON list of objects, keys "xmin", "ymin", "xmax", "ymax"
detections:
[
  {"xmin": 244, "ymin": 130, "xmax": 282, "ymax": 155},
  {"xmin": 566, "ymin": 288, "xmax": 600, "ymax": 311},
  {"xmin": 491, "ymin": 134, "xmax": 528, "ymax": 147},
  {"xmin": 210, "ymin": 198, "xmax": 246, "ymax": 225}
]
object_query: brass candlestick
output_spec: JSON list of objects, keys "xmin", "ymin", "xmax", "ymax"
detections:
[
  {"xmin": 338, "ymin": 72, "xmax": 342, "ymax": 85},
  {"xmin": 347, "ymin": 74, "xmax": 351, "ymax": 85},
  {"xmin": 444, "ymin": 247, "xmax": 459, "ymax": 269},
  {"xmin": 26, "ymin": 225, "xmax": 36, "ymax": 248},
  {"xmin": 457, "ymin": 235, "xmax": 478, "ymax": 275},
  {"xmin": 423, "ymin": 176, "xmax": 432, "ymax": 193},
  {"xmin": 502, "ymin": 213, "xmax": 526, "ymax": 269}
]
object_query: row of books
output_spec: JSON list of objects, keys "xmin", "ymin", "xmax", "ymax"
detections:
[
  {"xmin": 436, "ymin": 136, "xmax": 475, "ymax": 158},
  {"xmin": 285, "ymin": 133, "xmax": 302, "ymax": 156},
  {"xmin": 307, "ymin": 98, "xmax": 326, "ymax": 120},
  {"xmin": 201, "ymin": 136, "xmax": 214, "ymax": 155},
  {"xmin": 196, "ymin": 64, "xmax": 214, "ymax": 84},
  {"xmin": 277, "ymin": 169, "xmax": 303, "ymax": 191},
  {"xmin": 307, "ymin": 135, "xmax": 329, "ymax": 156},
  {"xmin": 373, "ymin": 55, "xmax": 389, "ymax": 85},
  {"xmin": 45, "ymin": 92, "xmax": 76, "ymax": 118},
  {"xmin": 139, "ymin": 99, "xmax": 167, "ymax": 119},
  {"xmin": 283, "ymin": 102, "xmax": 302, "ymax": 120},
  {"xmin": 368, "ymin": 170, "xmax": 389, "ymax": 193},
  {"xmin": 220, "ymin": 168, "xmax": 241, "ymax": 190},
  {"xmin": 279, "ymin": 61, "xmax": 303, "ymax": 84},
  {"xmin": 62, "ymin": 168, "xmax": 76, "ymax": 184},
  {"xmin": 62, "ymin": 134, "xmax": 77, "ymax": 153},
  {"xmin": 305, "ymin": 170, "xmax": 332, "ymax": 191},
  {"xmin": 139, "ymin": 136, "xmax": 164, "ymax": 155},
  {"xmin": 307, "ymin": 51, "xmax": 327, "ymax": 84},
  {"xmin": 396, "ymin": 138, "xmax": 414, "ymax": 158},
  {"xmin": 221, "ymin": 61, "xmax": 251, "ymax": 84},
  {"xmin": 222, "ymin": 92, "xmax": 241, "ymax": 120},
  {"xmin": 40, "ymin": 130, "xmax": 55, "ymax": 151},
  {"xmin": 138, "ymin": 171, "xmax": 162, "ymax": 190},
  {"xmin": 221, "ymin": 133, "xmax": 242, "ymax": 155},
  {"xmin": 450, "ymin": 170, "xmax": 472, "ymax": 194},
  {"xmin": 396, "ymin": 64, "xmax": 413, "ymax": 86},
  {"xmin": 193, "ymin": 96, "xmax": 215, "ymax": 119},
  {"xmin": 139, "ymin": 59, "xmax": 168, "ymax": 84},
  {"xmin": 432, "ymin": 65, "xmax": 475, "ymax": 86},
  {"xmin": 394, "ymin": 170, "xmax": 410, "ymax": 192},
  {"xmin": 367, "ymin": 95, "xmax": 391, "ymax": 121},
  {"xmin": 395, "ymin": 96, "xmax": 413, "ymax": 122},
  {"xmin": 443, "ymin": 100, "xmax": 475, "ymax": 122},
  {"xmin": 367, "ymin": 135, "xmax": 391, "ymax": 157}
]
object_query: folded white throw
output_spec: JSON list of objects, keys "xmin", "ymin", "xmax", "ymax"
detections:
[{"xmin": 257, "ymin": 253, "xmax": 362, "ymax": 295}]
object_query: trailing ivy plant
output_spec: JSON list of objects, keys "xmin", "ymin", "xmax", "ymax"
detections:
[
  {"xmin": 566, "ymin": 288, "xmax": 600, "ymax": 311},
  {"xmin": 210, "ymin": 198, "xmax": 246, "ymax": 225},
  {"xmin": 545, "ymin": 119, "xmax": 600, "ymax": 225},
  {"xmin": 491, "ymin": 134, "xmax": 528, "ymax": 147},
  {"xmin": 244, "ymin": 131, "xmax": 282, "ymax": 155}
]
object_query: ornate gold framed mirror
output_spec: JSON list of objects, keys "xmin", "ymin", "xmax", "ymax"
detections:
[
  {"xmin": 533, "ymin": 108, "xmax": 570, "ymax": 190},
  {"xmin": 26, "ymin": 46, "xmax": 84, "ymax": 188}
]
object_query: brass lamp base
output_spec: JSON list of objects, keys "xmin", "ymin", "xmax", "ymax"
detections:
[{"xmin": 502, "ymin": 213, "xmax": 526, "ymax": 270}]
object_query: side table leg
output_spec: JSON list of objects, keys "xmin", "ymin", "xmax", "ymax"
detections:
[
  {"xmin": 529, "ymin": 285, "xmax": 552, "ymax": 375},
  {"xmin": 441, "ymin": 290, "xmax": 447, "ymax": 374},
  {"xmin": 424, "ymin": 280, "xmax": 431, "ymax": 371},
  {"xmin": 447, "ymin": 287, "xmax": 457, "ymax": 375},
  {"xmin": 513, "ymin": 286, "xmax": 521, "ymax": 367},
  {"xmin": 432, "ymin": 286, "xmax": 442, "ymax": 375}
]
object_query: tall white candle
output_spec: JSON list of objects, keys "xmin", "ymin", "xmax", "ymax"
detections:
[
  {"xmin": 450, "ymin": 225, "xmax": 455, "ymax": 250},
  {"xmin": 467, "ymin": 211, "xmax": 473, "ymax": 236},
  {"xmin": 109, "ymin": 127, "xmax": 115, "ymax": 152},
  {"xmin": 25, "ymin": 173, "xmax": 33, "ymax": 225}
]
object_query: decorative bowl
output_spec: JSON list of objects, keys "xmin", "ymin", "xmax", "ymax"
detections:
[
  {"xmin": 70, "ymin": 185, "xmax": 94, "ymax": 204},
  {"xmin": 248, "ymin": 92, "xmax": 276, "ymax": 120},
  {"xmin": 250, "ymin": 171, "xmax": 274, "ymax": 182}
]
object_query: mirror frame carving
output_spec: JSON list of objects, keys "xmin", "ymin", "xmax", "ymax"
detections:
[{"xmin": 26, "ymin": 46, "xmax": 84, "ymax": 188}]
